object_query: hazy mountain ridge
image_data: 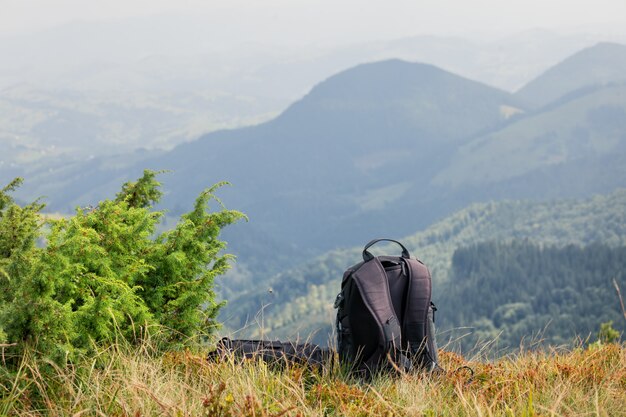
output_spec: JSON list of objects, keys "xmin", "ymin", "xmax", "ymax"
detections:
[
  {"xmin": 280, "ymin": 60, "xmax": 523, "ymax": 144},
  {"xmin": 0, "ymin": 28, "xmax": 616, "ymax": 170},
  {"xmin": 516, "ymin": 42, "xmax": 626, "ymax": 108},
  {"xmin": 1, "ymin": 25, "xmax": 607, "ymax": 93},
  {"xmin": 0, "ymin": 85, "xmax": 280, "ymax": 167},
  {"xmin": 18, "ymin": 42, "xmax": 624, "ymax": 220},
  {"xmin": 435, "ymin": 82, "xmax": 626, "ymax": 188},
  {"xmin": 131, "ymin": 60, "xmax": 523, "ymax": 250},
  {"xmin": 13, "ymin": 58, "xmax": 522, "ymax": 246}
]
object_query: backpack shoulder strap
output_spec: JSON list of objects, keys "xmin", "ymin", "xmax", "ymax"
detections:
[
  {"xmin": 351, "ymin": 257, "xmax": 402, "ymax": 356},
  {"xmin": 403, "ymin": 258, "xmax": 435, "ymax": 366}
]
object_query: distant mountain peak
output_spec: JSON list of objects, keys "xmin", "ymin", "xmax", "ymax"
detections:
[
  {"xmin": 273, "ymin": 59, "xmax": 523, "ymax": 147},
  {"xmin": 584, "ymin": 41, "xmax": 626, "ymax": 52},
  {"xmin": 516, "ymin": 42, "xmax": 626, "ymax": 108},
  {"xmin": 278, "ymin": 59, "xmax": 519, "ymax": 133},
  {"xmin": 304, "ymin": 59, "xmax": 501, "ymax": 99}
]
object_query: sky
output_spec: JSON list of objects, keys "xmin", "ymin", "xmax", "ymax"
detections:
[{"xmin": 2, "ymin": 0, "xmax": 626, "ymax": 44}]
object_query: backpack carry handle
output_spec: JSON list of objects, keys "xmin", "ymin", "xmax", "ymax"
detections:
[{"xmin": 362, "ymin": 238, "xmax": 410, "ymax": 261}]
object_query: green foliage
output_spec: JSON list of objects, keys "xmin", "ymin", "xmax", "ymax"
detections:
[
  {"xmin": 136, "ymin": 182, "xmax": 246, "ymax": 345},
  {"xmin": 440, "ymin": 241, "xmax": 626, "ymax": 351},
  {"xmin": 597, "ymin": 321, "xmax": 621, "ymax": 344},
  {"xmin": 0, "ymin": 177, "xmax": 45, "ymax": 345},
  {"xmin": 0, "ymin": 170, "xmax": 244, "ymax": 363},
  {"xmin": 115, "ymin": 168, "xmax": 164, "ymax": 209}
]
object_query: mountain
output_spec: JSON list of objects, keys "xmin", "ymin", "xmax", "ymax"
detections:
[
  {"xmin": 31, "ymin": 60, "xmax": 522, "ymax": 252},
  {"xmin": 9, "ymin": 42, "xmax": 626, "ymax": 285},
  {"xmin": 1, "ymin": 25, "xmax": 620, "ymax": 184},
  {"xmin": 223, "ymin": 189, "xmax": 626, "ymax": 344},
  {"xmin": 516, "ymin": 42, "xmax": 626, "ymax": 108},
  {"xmin": 433, "ymin": 83, "xmax": 626, "ymax": 193}
]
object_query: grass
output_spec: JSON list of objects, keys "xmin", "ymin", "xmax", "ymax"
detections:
[{"xmin": 1, "ymin": 339, "xmax": 625, "ymax": 416}]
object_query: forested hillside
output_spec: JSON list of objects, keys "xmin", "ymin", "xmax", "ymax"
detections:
[
  {"xmin": 440, "ymin": 241, "xmax": 626, "ymax": 351},
  {"xmin": 220, "ymin": 189, "xmax": 626, "ymax": 345}
]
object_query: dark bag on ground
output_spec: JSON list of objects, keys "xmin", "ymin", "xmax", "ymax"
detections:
[
  {"xmin": 334, "ymin": 238, "xmax": 440, "ymax": 375},
  {"xmin": 209, "ymin": 337, "xmax": 329, "ymax": 368}
]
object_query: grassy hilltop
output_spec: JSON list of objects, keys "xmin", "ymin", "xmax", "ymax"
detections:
[{"xmin": 2, "ymin": 339, "xmax": 625, "ymax": 416}]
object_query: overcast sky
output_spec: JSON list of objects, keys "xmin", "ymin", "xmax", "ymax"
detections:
[{"xmin": 3, "ymin": 0, "xmax": 626, "ymax": 44}]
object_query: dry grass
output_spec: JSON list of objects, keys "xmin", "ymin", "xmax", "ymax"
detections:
[{"xmin": 1, "ymin": 341, "xmax": 625, "ymax": 416}]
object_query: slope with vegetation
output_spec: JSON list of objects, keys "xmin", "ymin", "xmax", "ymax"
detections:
[
  {"xmin": 441, "ymin": 241, "xmax": 626, "ymax": 350},
  {"xmin": 223, "ymin": 190, "xmax": 626, "ymax": 344}
]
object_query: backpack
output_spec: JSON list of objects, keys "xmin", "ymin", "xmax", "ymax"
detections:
[{"xmin": 334, "ymin": 238, "xmax": 440, "ymax": 374}]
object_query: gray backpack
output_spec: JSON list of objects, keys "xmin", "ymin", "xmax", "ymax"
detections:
[{"xmin": 334, "ymin": 239, "xmax": 440, "ymax": 374}]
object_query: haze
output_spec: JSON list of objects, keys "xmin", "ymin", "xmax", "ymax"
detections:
[
  {"xmin": 3, "ymin": 0, "xmax": 626, "ymax": 43},
  {"xmin": 2, "ymin": 0, "xmax": 626, "ymax": 171}
]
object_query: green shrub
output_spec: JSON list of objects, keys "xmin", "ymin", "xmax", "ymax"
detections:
[{"xmin": 0, "ymin": 170, "xmax": 244, "ymax": 363}]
